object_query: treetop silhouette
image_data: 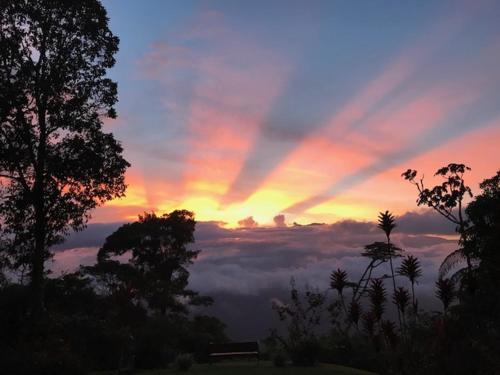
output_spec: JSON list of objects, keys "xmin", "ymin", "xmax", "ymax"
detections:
[{"xmin": 0, "ymin": 0, "xmax": 129, "ymax": 322}]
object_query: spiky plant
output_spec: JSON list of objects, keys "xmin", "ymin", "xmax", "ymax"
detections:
[
  {"xmin": 330, "ymin": 269, "xmax": 348, "ymax": 296},
  {"xmin": 377, "ymin": 211, "xmax": 402, "ymax": 328},
  {"xmin": 330, "ymin": 268, "xmax": 349, "ymax": 316},
  {"xmin": 393, "ymin": 287, "xmax": 410, "ymax": 316},
  {"xmin": 368, "ymin": 279, "xmax": 387, "ymax": 322},
  {"xmin": 378, "ymin": 210, "xmax": 396, "ymax": 238},
  {"xmin": 435, "ymin": 278, "xmax": 456, "ymax": 313},
  {"xmin": 397, "ymin": 255, "xmax": 422, "ymax": 314},
  {"xmin": 393, "ymin": 287, "xmax": 410, "ymax": 331}
]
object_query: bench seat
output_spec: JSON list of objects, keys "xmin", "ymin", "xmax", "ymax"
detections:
[{"xmin": 208, "ymin": 342, "xmax": 259, "ymax": 362}]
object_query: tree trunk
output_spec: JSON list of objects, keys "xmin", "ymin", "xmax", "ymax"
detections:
[
  {"xmin": 31, "ymin": 184, "xmax": 46, "ymax": 324},
  {"xmin": 387, "ymin": 236, "xmax": 402, "ymax": 330},
  {"xmin": 30, "ymin": 99, "xmax": 47, "ymax": 326}
]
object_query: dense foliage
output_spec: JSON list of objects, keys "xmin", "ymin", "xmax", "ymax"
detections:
[
  {"xmin": 0, "ymin": 0, "xmax": 129, "ymax": 322},
  {"xmin": 270, "ymin": 166, "xmax": 500, "ymax": 374},
  {"xmin": 0, "ymin": 2, "xmax": 227, "ymax": 373},
  {"xmin": 90, "ymin": 211, "xmax": 212, "ymax": 315},
  {"xmin": 0, "ymin": 211, "xmax": 227, "ymax": 374}
]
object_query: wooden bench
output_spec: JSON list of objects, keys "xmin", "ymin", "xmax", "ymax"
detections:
[{"xmin": 208, "ymin": 341, "xmax": 260, "ymax": 362}]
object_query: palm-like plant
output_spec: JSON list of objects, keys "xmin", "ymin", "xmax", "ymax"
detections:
[
  {"xmin": 330, "ymin": 268, "xmax": 349, "ymax": 315},
  {"xmin": 330, "ymin": 269, "xmax": 348, "ymax": 296},
  {"xmin": 393, "ymin": 287, "xmax": 410, "ymax": 316},
  {"xmin": 354, "ymin": 213, "xmax": 402, "ymax": 304},
  {"xmin": 362, "ymin": 242, "xmax": 403, "ymax": 261},
  {"xmin": 378, "ymin": 210, "xmax": 396, "ymax": 238},
  {"xmin": 357, "ymin": 241, "xmax": 401, "ymax": 302},
  {"xmin": 439, "ymin": 248, "xmax": 466, "ymax": 278},
  {"xmin": 368, "ymin": 279, "xmax": 387, "ymax": 322},
  {"xmin": 435, "ymin": 278, "xmax": 456, "ymax": 313},
  {"xmin": 377, "ymin": 211, "xmax": 402, "ymax": 327},
  {"xmin": 397, "ymin": 255, "xmax": 422, "ymax": 314},
  {"xmin": 393, "ymin": 287, "xmax": 410, "ymax": 330}
]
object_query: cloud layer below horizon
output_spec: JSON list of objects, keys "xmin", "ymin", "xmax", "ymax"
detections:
[{"xmin": 51, "ymin": 210, "xmax": 457, "ymax": 338}]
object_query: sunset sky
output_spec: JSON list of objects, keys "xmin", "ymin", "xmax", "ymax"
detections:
[
  {"xmin": 93, "ymin": 0, "xmax": 500, "ymax": 228},
  {"xmin": 47, "ymin": 1, "xmax": 500, "ymax": 338}
]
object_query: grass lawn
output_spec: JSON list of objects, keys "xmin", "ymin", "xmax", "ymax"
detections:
[{"xmin": 92, "ymin": 360, "xmax": 376, "ymax": 375}]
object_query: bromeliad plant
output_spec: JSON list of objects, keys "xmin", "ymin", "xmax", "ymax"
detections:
[
  {"xmin": 393, "ymin": 287, "xmax": 410, "ymax": 329},
  {"xmin": 378, "ymin": 212, "xmax": 402, "ymax": 326},
  {"xmin": 397, "ymin": 255, "xmax": 422, "ymax": 315},
  {"xmin": 327, "ymin": 210, "xmax": 425, "ymax": 351}
]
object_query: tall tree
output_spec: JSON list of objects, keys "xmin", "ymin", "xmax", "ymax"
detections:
[
  {"xmin": 402, "ymin": 164, "xmax": 473, "ymax": 277},
  {"xmin": 95, "ymin": 210, "xmax": 211, "ymax": 316},
  {"xmin": 460, "ymin": 171, "xmax": 500, "ymax": 312},
  {"xmin": 0, "ymin": 0, "xmax": 129, "ymax": 320},
  {"xmin": 377, "ymin": 211, "xmax": 401, "ymax": 327},
  {"xmin": 465, "ymin": 170, "xmax": 500, "ymax": 278},
  {"xmin": 397, "ymin": 255, "xmax": 422, "ymax": 314}
]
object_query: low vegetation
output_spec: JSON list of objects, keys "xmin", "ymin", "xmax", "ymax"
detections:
[
  {"xmin": 92, "ymin": 361, "xmax": 376, "ymax": 375},
  {"xmin": 268, "ymin": 165, "xmax": 500, "ymax": 374}
]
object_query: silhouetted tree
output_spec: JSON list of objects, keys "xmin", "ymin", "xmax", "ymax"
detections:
[
  {"xmin": 393, "ymin": 287, "xmax": 410, "ymax": 328},
  {"xmin": 95, "ymin": 210, "xmax": 211, "ymax": 316},
  {"xmin": 435, "ymin": 278, "xmax": 455, "ymax": 313},
  {"xmin": 377, "ymin": 211, "xmax": 402, "ymax": 327},
  {"xmin": 328, "ymin": 212, "xmax": 410, "ymax": 340},
  {"xmin": 397, "ymin": 255, "xmax": 422, "ymax": 314},
  {"xmin": 464, "ymin": 170, "xmax": 500, "ymax": 280},
  {"xmin": 402, "ymin": 164, "xmax": 474, "ymax": 283},
  {"xmin": 456, "ymin": 170, "xmax": 500, "ymax": 371},
  {"xmin": 0, "ymin": 0, "xmax": 129, "ymax": 322},
  {"xmin": 368, "ymin": 279, "xmax": 387, "ymax": 323},
  {"xmin": 83, "ymin": 259, "xmax": 145, "ymax": 328},
  {"xmin": 314, "ymin": 169, "xmax": 500, "ymax": 373},
  {"xmin": 330, "ymin": 268, "xmax": 349, "ymax": 313},
  {"xmin": 354, "ymin": 241, "xmax": 402, "ymax": 302},
  {"xmin": 330, "ymin": 268, "xmax": 348, "ymax": 296}
]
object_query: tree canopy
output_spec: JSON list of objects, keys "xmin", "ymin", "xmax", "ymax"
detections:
[
  {"xmin": 0, "ymin": 0, "xmax": 129, "ymax": 318},
  {"xmin": 92, "ymin": 210, "xmax": 212, "ymax": 315}
]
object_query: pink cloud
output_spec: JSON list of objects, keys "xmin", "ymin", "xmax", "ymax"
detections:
[
  {"xmin": 237, "ymin": 216, "xmax": 258, "ymax": 228},
  {"xmin": 273, "ymin": 214, "xmax": 287, "ymax": 227}
]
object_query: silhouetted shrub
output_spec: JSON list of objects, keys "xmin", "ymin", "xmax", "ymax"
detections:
[
  {"xmin": 273, "ymin": 351, "xmax": 287, "ymax": 367},
  {"xmin": 1, "ymin": 345, "xmax": 86, "ymax": 375},
  {"xmin": 289, "ymin": 338, "xmax": 322, "ymax": 366},
  {"xmin": 175, "ymin": 353, "xmax": 194, "ymax": 371},
  {"xmin": 133, "ymin": 317, "xmax": 184, "ymax": 368}
]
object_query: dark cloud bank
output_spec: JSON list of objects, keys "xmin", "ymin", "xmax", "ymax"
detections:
[{"xmin": 53, "ymin": 210, "xmax": 456, "ymax": 340}]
